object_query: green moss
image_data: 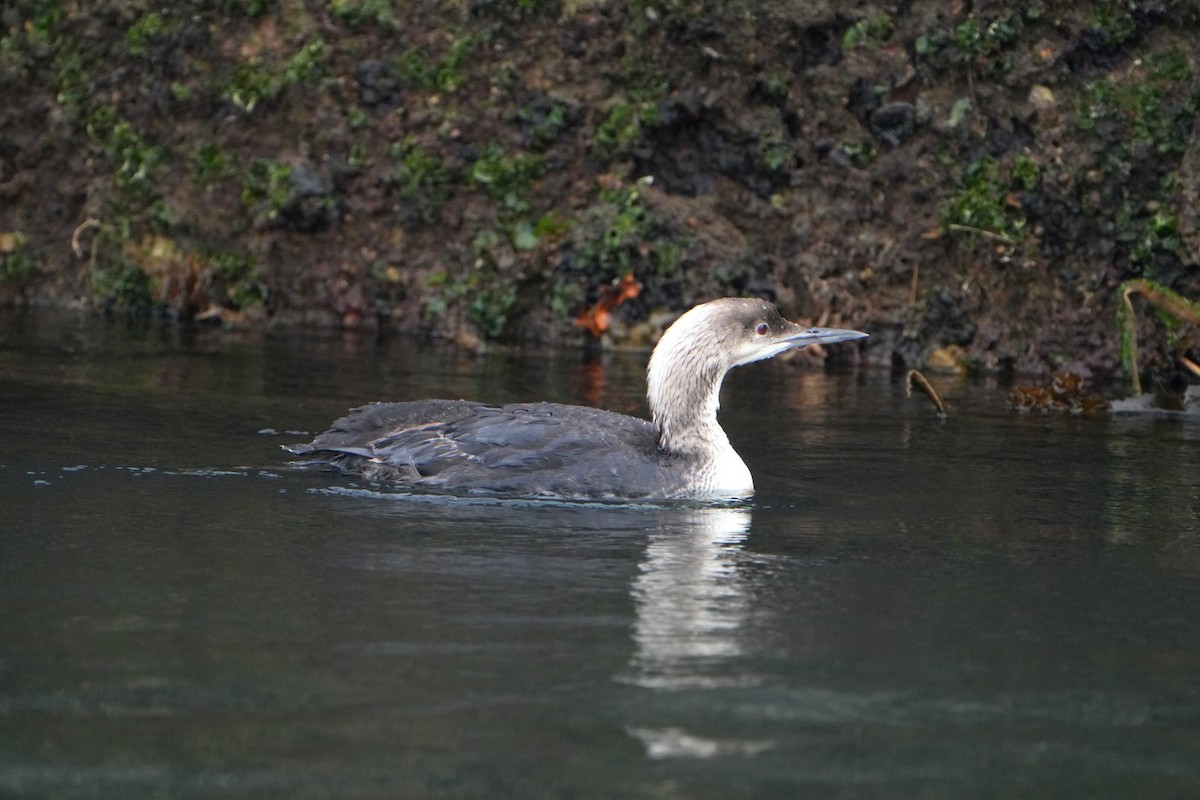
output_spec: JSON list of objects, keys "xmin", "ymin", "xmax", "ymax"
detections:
[
  {"xmin": 464, "ymin": 230, "xmax": 522, "ymax": 339},
  {"xmin": 92, "ymin": 259, "xmax": 153, "ymax": 312},
  {"xmin": 1011, "ymin": 155, "xmax": 1040, "ymax": 191},
  {"xmin": 940, "ymin": 155, "xmax": 1039, "ymax": 243},
  {"xmin": 1075, "ymin": 49, "xmax": 1199, "ymax": 270},
  {"xmin": 240, "ymin": 159, "xmax": 293, "ymax": 223},
  {"xmin": 469, "ymin": 284, "xmax": 518, "ymax": 340},
  {"xmin": 21, "ymin": 1, "xmax": 62, "ymax": 46},
  {"xmin": 347, "ymin": 142, "xmax": 370, "ymax": 171},
  {"xmin": 397, "ymin": 35, "xmax": 476, "ymax": 93},
  {"xmin": 837, "ymin": 139, "xmax": 877, "ymax": 168},
  {"xmin": 146, "ymin": 200, "xmax": 176, "ymax": 233},
  {"xmin": 386, "ymin": 137, "xmax": 454, "ymax": 226},
  {"xmin": 843, "ymin": 14, "xmax": 894, "ymax": 49},
  {"xmin": 282, "ymin": 38, "xmax": 325, "ymax": 85},
  {"xmin": 210, "ymin": 253, "xmax": 267, "ymax": 309},
  {"xmin": 86, "ymin": 107, "xmax": 165, "ymax": 197},
  {"xmin": 1076, "ymin": 50, "xmax": 1198, "ymax": 163},
  {"xmin": 194, "ymin": 143, "xmax": 234, "ymax": 187},
  {"xmin": 126, "ymin": 11, "xmax": 171, "ymax": 57},
  {"xmin": 224, "ymin": 36, "xmax": 327, "ymax": 113},
  {"xmin": 915, "ymin": 9, "xmax": 1031, "ymax": 75},
  {"xmin": 754, "ymin": 73, "xmax": 791, "ymax": 106},
  {"xmin": 1130, "ymin": 177, "xmax": 1184, "ymax": 267},
  {"xmin": 571, "ymin": 177, "xmax": 691, "ymax": 284},
  {"xmin": 346, "ymin": 107, "xmax": 369, "ymax": 131},
  {"xmin": 757, "ymin": 136, "xmax": 793, "ymax": 173},
  {"xmin": 517, "ymin": 102, "xmax": 569, "ymax": 148},
  {"xmin": 226, "ymin": 63, "xmax": 274, "ymax": 113},
  {"xmin": 421, "ymin": 262, "xmax": 517, "ymax": 340},
  {"xmin": 1, "ymin": 232, "xmax": 34, "ymax": 285},
  {"xmin": 54, "ymin": 51, "xmax": 89, "ymax": 108},
  {"xmin": 1, "ymin": 250, "xmax": 35, "ymax": 285},
  {"xmin": 954, "ymin": 13, "xmax": 1022, "ymax": 59},
  {"xmin": 1131, "ymin": 208, "xmax": 1181, "ymax": 265},
  {"xmin": 1085, "ymin": 1, "xmax": 1140, "ymax": 49},
  {"xmin": 534, "ymin": 211, "xmax": 571, "ymax": 241},
  {"xmin": 593, "ymin": 102, "xmax": 658, "ymax": 159},
  {"xmin": 330, "ymin": 0, "xmax": 396, "ymax": 29},
  {"xmin": 470, "ymin": 144, "xmax": 541, "ymax": 215}
]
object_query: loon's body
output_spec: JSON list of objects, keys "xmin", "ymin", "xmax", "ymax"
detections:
[{"xmin": 287, "ymin": 298, "xmax": 867, "ymax": 500}]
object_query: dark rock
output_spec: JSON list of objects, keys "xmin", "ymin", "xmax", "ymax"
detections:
[
  {"xmin": 280, "ymin": 162, "xmax": 343, "ymax": 234},
  {"xmin": 870, "ymin": 102, "xmax": 916, "ymax": 147},
  {"xmin": 924, "ymin": 288, "xmax": 976, "ymax": 346},
  {"xmin": 789, "ymin": 21, "xmax": 843, "ymax": 70},
  {"xmin": 355, "ymin": 60, "xmax": 399, "ymax": 110},
  {"xmin": 635, "ymin": 90, "xmax": 792, "ymax": 198},
  {"xmin": 846, "ymin": 80, "xmax": 881, "ymax": 123}
]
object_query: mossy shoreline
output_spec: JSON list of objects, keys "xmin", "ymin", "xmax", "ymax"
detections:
[{"xmin": 2, "ymin": 0, "xmax": 1198, "ymax": 377}]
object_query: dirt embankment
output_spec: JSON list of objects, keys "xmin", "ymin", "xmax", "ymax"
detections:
[{"xmin": 1, "ymin": 0, "xmax": 1198, "ymax": 379}]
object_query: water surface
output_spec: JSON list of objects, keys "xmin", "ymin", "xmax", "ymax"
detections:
[{"xmin": 2, "ymin": 311, "xmax": 1199, "ymax": 798}]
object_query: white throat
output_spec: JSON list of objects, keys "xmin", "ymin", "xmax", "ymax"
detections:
[{"xmin": 702, "ymin": 440, "xmax": 755, "ymax": 497}]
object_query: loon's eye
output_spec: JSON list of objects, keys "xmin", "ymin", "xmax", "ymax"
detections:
[{"xmin": 755, "ymin": 323, "xmax": 769, "ymax": 336}]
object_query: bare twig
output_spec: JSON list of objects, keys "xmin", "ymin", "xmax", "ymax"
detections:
[
  {"xmin": 71, "ymin": 218, "xmax": 100, "ymax": 258},
  {"xmin": 907, "ymin": 369, "xmax": 948, "ymax": 419},
  {"xmin": 945, "ymin": 223, "xmax": 1016, "ymax": 244}
]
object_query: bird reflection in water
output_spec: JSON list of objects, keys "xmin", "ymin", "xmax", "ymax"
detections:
[
  {"xmin": 623, "ymin": 507, "xmax": 758, "ymax": 690},
  {"xmin": 622, "ymin": 507, "xmax": 778, "ymax": 759}
]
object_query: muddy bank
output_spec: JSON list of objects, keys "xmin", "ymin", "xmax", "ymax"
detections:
[{"xmin": 1, "ymin": 0, "xmax": 1198, "ymax": 380}]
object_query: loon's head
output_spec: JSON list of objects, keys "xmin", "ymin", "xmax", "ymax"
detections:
[{"xmin": 647, "ymin": 297, "xmax": 867, "ymax": 454}]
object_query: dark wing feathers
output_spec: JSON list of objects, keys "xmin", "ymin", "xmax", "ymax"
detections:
[
  {"xmin": 287, "ymin": 400, "xmax": 678, "ymax": 499},
  {"xmin": 286, "ymin": 400, "xmax": 485, "ymax": 454}
]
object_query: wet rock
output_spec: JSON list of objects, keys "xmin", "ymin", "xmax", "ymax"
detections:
[
  {"xmin": 636, "ymin": 90, "xmax": 792, "ymax": 198},
  {"xmin": 280, "ymin": 162, "xmax": 343, "ymax": 234},
  {"xmin": 355, "ymin": 60, "xmax": 399, "ymax": 110},
  {"xmin": 983, "ymin": 117, "xmax": 1034, "ymax": 157},
  {"xmin": 897, "ymin": 289, "xmax": 979, "ymax": 367},
  {"xmin": 870, "ymin": 102, "xmax": 916, "ymax": 147},
  {"xmin": 845, "ymin": 80, "xmax": 880, "ymax": 123},
  {"xmin": 789, "ymin": 21, "xmax": 843, "ymax": 70},
  {"xmin": 925, "ymin": 344, "xmax": 968, "ymax": 375},
  {"xmin": 924, "ymin": 288, "xmax": 976, "ymax": 346},
  {"xmin": 1111, "ymin": 385, "xmax": 1200, "ymax": 417},
  {"xmin": 1027, "ymin": 84, "xmax": 1055, "ymax": 113}
]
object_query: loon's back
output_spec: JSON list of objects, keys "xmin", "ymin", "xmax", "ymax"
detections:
[{"xmin": 287, "ymin": 400, "xmax": 689, "ymax": 500}]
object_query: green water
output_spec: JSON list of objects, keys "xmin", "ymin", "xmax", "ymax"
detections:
[{"xmin": 2, "ymin": 311, "xmax": 1199, "ymax": 798}]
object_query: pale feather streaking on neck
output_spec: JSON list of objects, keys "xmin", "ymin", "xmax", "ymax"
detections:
[{"xmin": 286, "ymin": 297, "xmax": 867, "ymax": 501}]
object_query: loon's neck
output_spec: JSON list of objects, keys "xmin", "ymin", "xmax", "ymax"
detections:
[
  {"xmin": 647, "ymin": 355, "xmax": 729, "ymax": 456},
  {"xmin": 645, "ymin": 314, "xmax": 753, "ymax": 495}
]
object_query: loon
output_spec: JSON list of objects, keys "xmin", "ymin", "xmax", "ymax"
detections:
[{"xmin": 286, "ymin": 297, "xmax": 867, "ymax": 501}]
